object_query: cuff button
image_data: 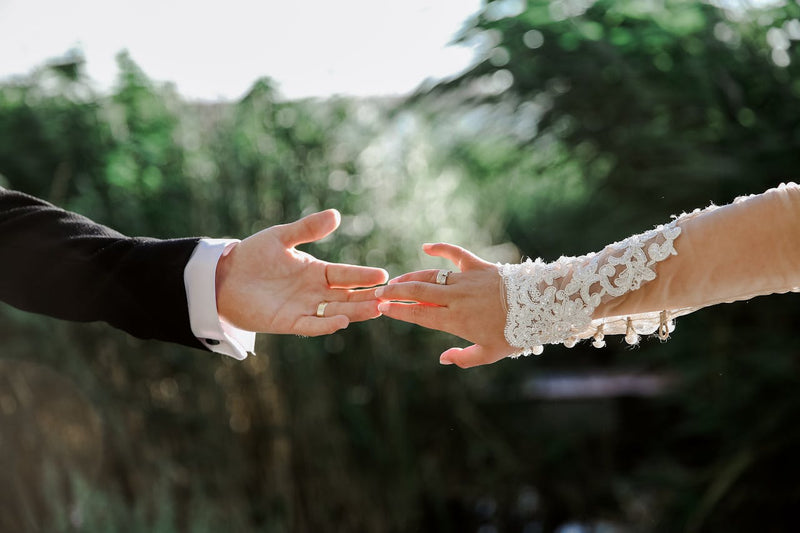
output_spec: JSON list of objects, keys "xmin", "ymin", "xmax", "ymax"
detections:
[{"xmin": 204, "ymin": 338, "xmax": 221, "ymax": 346}]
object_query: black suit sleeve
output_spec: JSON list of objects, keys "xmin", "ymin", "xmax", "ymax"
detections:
[{"xmin": 0, "ymin": 187, "xmax": 206, "ymax": 350}]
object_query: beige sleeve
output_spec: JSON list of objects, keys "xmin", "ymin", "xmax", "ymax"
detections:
[
  {"xmin": 595, "ymin": 182, "xmax": 800, "ymax": 323},
  {"xmin": 499, "ymin": 183, "xmax": 800, "ymax": 356}
]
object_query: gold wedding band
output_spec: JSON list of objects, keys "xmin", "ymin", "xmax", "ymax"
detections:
[
  {"xmin": 435, "ymin": 270, "xmax": 452, "ymax": 285},
  {"xmin": 316, "ymin": 302, "xmax": 329, "ymax": 318}
]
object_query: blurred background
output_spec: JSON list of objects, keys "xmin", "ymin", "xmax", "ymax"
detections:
[{"xmin": 2, "ymin": 0, "xmax": 800, "ymax": 531}]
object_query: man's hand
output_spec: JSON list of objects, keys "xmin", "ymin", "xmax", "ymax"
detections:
[{"xmin": 215, "ymin": 209, "xmax": 388, "ymax": 336}]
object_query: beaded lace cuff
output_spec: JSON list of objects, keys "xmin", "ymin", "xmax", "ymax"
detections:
[{"xmin": 499, "ymin": 221, "xmax": 682, "ymax": 356}]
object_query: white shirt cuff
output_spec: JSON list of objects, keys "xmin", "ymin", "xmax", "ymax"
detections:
[{"xmin": 183, "ymin": 238, "xmax": 256, "ymax": 360}]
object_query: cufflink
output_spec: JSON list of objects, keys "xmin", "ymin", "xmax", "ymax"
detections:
[{"xmin": 204, "ymin": 338, "xmax": 221, "ymax": 346}]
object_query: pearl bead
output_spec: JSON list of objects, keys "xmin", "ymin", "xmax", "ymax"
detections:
[
  {"xmin": 532, "ymin": 345, "xmax": 544, "ymax": 356},
  {"xmin": 624, "ymin": 317, "xmax": 639, "ymax": 345}
]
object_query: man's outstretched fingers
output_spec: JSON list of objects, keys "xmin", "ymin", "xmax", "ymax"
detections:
[
  {"xmin": 277, "ymin": 209, "xmax": 341, "ymax": 248},
  {"xmin": 326, "ymin": 262, "xmax": 389, "ymax": 288},
  {"xmin": 423, "ymin": 243, "xmax": 486, "ymax": 271},
  {"xmin": 340, "ymin": 287, "xmax": 385, "ymax": 303},
  {"xmin": 439, "ymin": 344, "xmax": 503, "ymax": 368},
  {"xmin": 318, "ymin": 300, "xmax": 382, "ymax": 322}
]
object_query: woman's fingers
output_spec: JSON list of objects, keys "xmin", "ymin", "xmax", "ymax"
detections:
[
  {"xmin": 386, "ymin": 243, "xmax": 490, "ymax": 287},
  {"xmin": 387, "ymin": 244, "xmax": 488, "ymax": 286},
  {"xmin": 314, "ymin": 300, "xmax": 382, "ymax": 323},
  {"xmin": 388, "ymin": 269, "xmax": 448, "ymax": 285},
  {"xmin": 422, "ymin": 243, "xmax": 487, "ymax": 271},
  {"xmin": 376, "ymin": 282, "xmax": 449, "ymax": 306}
]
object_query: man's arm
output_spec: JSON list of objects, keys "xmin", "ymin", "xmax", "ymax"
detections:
[
  {"xmin": 0, "ymin": 187, "xmax": 390, "ymax": 356},
  {"xmin": 0, "ymin": 186, "xmax": 205, "ymax": 348}
]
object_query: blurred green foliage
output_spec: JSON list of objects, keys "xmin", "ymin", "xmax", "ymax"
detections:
[{"xmin": 2, "ymin": 1, "xmax": 800, "ymax": 531}]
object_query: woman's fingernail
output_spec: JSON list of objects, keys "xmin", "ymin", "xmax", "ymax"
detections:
[
  {"xmin": 439, "ymin": 355, "xmax": 453, "ymax": 365},
  {"xmin": 377, "ymin": 303, "xmax": 389, "ymax": 314},
  {"xmin": 376, "ymin": 286, "xmax": 385, "ymax": 298}
]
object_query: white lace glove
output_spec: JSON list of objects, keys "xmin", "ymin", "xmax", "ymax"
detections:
[{"xmin": 500, "ymin": 182, "xmax": 800, "ymax": 357}]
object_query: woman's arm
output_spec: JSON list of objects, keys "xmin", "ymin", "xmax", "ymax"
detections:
[{"xmin": 378, "ymin": 183, "xmax": 800, "ymax": 367}]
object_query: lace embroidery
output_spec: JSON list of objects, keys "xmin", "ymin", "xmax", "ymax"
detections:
[{"xmin": 499, "ymin": 221, "xmax": 682, "ymax": 356}]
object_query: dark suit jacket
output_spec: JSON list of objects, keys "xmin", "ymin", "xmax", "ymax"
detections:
[{"xmin": 0, "ymin": 187, "xmax": 205, "ymax": 350}]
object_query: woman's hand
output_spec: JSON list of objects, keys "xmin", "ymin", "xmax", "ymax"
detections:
[{"xmin": 377, "ymin": 243, "xmax": 516, "ymax": 368}]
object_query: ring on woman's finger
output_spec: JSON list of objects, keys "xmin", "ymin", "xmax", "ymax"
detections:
[
  {"xmin": 435, "ymin": 270, "xmax": 452, "ymax": 285},
  {"xmin": 316, "ymin": 302, "xmax": 329, "ymax": 317}
]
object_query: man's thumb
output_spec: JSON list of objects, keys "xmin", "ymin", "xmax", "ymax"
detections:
[{"xmin": 277, "ymin": 209, "xmax": 340, "ymax": 247}]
